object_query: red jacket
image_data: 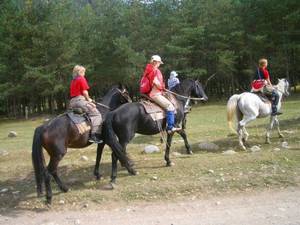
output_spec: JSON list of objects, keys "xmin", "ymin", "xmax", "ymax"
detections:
[{"xmin": 143, "ymin": 64, "xmax": 165, "ymax": 90}]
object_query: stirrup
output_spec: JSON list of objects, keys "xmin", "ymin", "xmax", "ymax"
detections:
[
  {"xmin": 271, "ymin": 111, "xmax": 283, "ymax": 116},
  {"xmin": 167, "ymin": 127, "xmax": 182, "ymax": 134},
  {"xmin": 88, "ymin": 134, "xmax": 103, "ymax": 144}
]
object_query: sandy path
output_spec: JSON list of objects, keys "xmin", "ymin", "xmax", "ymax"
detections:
[{"xmin": 1, "ymin": 187, "xmax": 300, "ymax": 225}]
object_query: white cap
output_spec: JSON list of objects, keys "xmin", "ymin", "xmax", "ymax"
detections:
[
  {"xmin": 151, "ymin": 55, "xmax": 163, "ymax": 64},
  {"xmin": 170, "ymin": 71, "xmax": 178, "ymax": 77}
]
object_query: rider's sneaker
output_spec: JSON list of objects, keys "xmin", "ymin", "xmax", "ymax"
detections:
[
  {"xmin": 88, "ymin": 134, "xmax": 103, "ymax": 144},
  {"xmin": 167, "ymin": 127, "xmax": 182, "ymax": 134},
  {"xmin": 271, "ymin": 111, "xmax": 283, "ymax": 116}
]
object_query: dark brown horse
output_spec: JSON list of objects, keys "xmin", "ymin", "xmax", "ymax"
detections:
[{"xmin": 32, "ymin": 84, "xmax": 132, "ymax": 204}]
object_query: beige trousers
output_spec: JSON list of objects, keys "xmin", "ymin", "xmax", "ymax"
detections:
[
  {"xmin": 69, "ymin": 96, "xmax": 102, "ymax": 133},
  {"xmin": 151, "ymin": 94, "xmax": 175, "ymax": 111}
]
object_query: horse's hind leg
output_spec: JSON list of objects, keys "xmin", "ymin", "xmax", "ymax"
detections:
[
  {"xmin": 165, "ymin": 132, "xmax": 175, "ymax": 166},
  {"xmin": 94, "ymin": 142, "xmax": 105, "ymax": 180},
  {"xmin": 110, "ymin": 152, "xmax": 118, "ymax": 183},
  {"xmin": 177, "ymin": 129, "xmax": 192, "ymax": 154},
  {"xmin": 238, "ymin": 115, "xmax": 257, "ymax": 150},
  {"xmin": 266, "ymin": 116, "xmax": 276, "ymax": 144},
  {"xmin": 44, "ymin": 169, "xmax": 52, "ymax": 204},
  {"xmin": 48, "ymin": 155, "xmax": 69, "ymax": 193},
  {"xmin": 237, "ymin": 124, "xmax": 246, "ymax": 150}
]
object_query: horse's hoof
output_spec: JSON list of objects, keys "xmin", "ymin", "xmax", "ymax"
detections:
[
  {"xmin": 265, "ymin": 140, "xmax": 271, "ymax": 144},
  {"xmin": 95, "ymin": 173, "xmax": 102, "ymax": 180},
  {"xmin": 60, "ymin": 186, "xmax": 69, "ymax": 193},
  {"xmin": 103, "ymin": 182, "xmax": 116, "ymax": 190},
  {"xmin": 166, "ymin": 162, "xmax": 175, "ymax": 167},
  {"xmin": 240, "ymin": 146, "xmax": 247, "ymax": 151},
  {"xmin": 187, "ymin": 150, "xmax": 193, "ymax": 155},
  {"xmin": 46, "ymin": 197, "xmax": 52, "ymax": 205},
  {"xmin": 128, "ymin": 169, "xmax": 137, "ymax": 175},
  {"xmin": 279, "ymin": 134, "xmax": 284, "ymax": 138},
  {"xmin": 37, "ymin": 191, "xmax": 43, "ymax": 198}
]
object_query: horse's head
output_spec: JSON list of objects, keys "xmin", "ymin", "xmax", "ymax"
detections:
[
  {"xmin": 277, "ymin": 78, "xmax": 290, "ymax": 97},
  {"xmin": 99, "ymin": 84, "xmax": 132, "ymax": 111},
  {"xmin": 116, "ymin": 83, "xmax": 132, "ymax": 103},
  {"xmin": 192, "ymin": 80, "xmax": 208, "ymax": 101}
]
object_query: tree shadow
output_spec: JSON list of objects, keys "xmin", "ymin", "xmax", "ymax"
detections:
[{"xmin": 0, "ymin": 160, "xmax": 132, "ymax": 215}]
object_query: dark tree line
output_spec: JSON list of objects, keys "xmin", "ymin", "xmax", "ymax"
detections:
[{"xmin": 0, "ymin": 0, "xmax": 299, "ymax": 117}]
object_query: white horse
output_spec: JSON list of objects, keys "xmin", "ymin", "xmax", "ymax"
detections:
[{"xmin": 227, "ymin": 79, "xmax": 290, "ymax": 150}]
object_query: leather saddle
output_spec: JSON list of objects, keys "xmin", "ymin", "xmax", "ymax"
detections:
[
  {"xmin": 252, "ymin": 91, "xmax": 272, "ymax": 103},
  {"xmin": 140, "ymin": 93, "xmax": 178, "ymax": 121},
  {"xmin": 66, "ymin": 109, "xmax": 91, "ymax": 134}
]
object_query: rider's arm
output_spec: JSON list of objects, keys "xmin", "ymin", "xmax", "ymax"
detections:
[
  {"xmin": 83, "ymin": 90, "xmax": 96, "ymax": 107},
  {"xmin": 82, "ymin": 90, "xmax": 92, "ymax": 102},
  {"xmin": 266, "ymin": 78, "xmax": 273, "ymax": 86}
]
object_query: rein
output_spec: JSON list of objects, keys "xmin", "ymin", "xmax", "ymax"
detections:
[
  {"xmin": 164, "ymin": 89, "xmax": 206, "ymax": 101},
  {"xmin": 94, "ymin": 101, "xmax": 111, "ymax": 110},
  {"xmin": 93, "ymin": 88, "xmax": 131, "ymax": 110}
]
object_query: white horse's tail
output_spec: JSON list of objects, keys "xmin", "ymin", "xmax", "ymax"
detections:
[{"xmin": 227, "ymin": 94, "xmax": 241, "ymax": 134}]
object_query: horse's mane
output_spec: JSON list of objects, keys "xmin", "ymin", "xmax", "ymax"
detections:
[{"xmin": 171, "ymin": 78, "xmax": 194, "ymax": 93}]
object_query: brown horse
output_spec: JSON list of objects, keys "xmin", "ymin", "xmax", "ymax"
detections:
[{"xmin": 32, "ymin": 84, "xmax": 132, "ymax": 204}]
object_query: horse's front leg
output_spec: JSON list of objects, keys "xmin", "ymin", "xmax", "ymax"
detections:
[
  {"xmin": 274, "ymin": 117, "xmax": 284, "ymax": 138},
  {"xmin": 165, "ymin": 132, "xmax": 175, "ymax": 166},
  {"xmin": 177, "ymin": 129, "xmax": 192, "ymax": 154},
  {"xmin": 94, "ymin": 142, "xmax": 105, "ymax": 180},
  {"xmin": 266, "ymin": 116, "xmax": 276, "ymax": 144}
]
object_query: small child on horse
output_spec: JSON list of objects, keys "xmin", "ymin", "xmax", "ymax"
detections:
[{"xmin": 251, "ymin": 58, "xmax": 282, "ymax": 116}]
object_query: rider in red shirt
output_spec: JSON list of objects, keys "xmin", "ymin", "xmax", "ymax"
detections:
[
  {"xmin": 251, "ymin": 58, "xmax": 281, "ymax": 116},
  {"xmin": 69, "ymin": 65, "xmax": 102, "ymax": 143}
]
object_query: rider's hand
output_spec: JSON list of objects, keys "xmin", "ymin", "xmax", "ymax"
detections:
[{"xmin": 88, "ymin": 102, "xmax": 96, "ymax": 108}]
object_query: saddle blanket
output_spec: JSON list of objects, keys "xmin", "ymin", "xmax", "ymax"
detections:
[
  {"xmin": 251, "ymin": 91, "xmax": 271, "ymax": 103},
  {"xmin": 67, "ymin": 111, "xmax": 91, "ymax": 135},
  {"xmin": 140, "ymin": 93, "xmax": 178, "ymax": 121}
]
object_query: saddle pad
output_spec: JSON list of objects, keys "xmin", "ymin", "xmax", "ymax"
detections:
[
  {"xmin": 251, "ymin": 92, "xmax": 271, "ymax": 103},
  {"xmin": 76, "ymin": 122, "xmax": 91, "ymax": 135},
  {"xmin": 67, "ymin": 112, "xmax": 91, "ymax": 134},
  {"xmin": 140, "ymin": 93, "xmax": 178, "ymax": 121}
]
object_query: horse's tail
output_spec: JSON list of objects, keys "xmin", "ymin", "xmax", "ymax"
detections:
[
  {"xmin": 104, "ymin": 113, "xmax": 134, "ymax": 170},
  {"xmin": 32, "ymin": 125, "xmax": 45, "ymax": 196},
  {"xmin": 227, "ymin": 94, "xmax": 240, "ymax": 134}
]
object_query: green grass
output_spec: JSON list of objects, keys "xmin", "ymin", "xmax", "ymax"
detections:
[{"xmin": 0, "ymin": 98, "xmax": 299, "ymax": 213}]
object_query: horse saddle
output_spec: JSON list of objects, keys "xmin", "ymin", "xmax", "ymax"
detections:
[
  {"xmin": 66, "ymin": 110, "xmax": 91, "ymax": 134},
  {"xmin": 140, "ymin": 93, "xmax": 178, "ymax": 121},
  {"xmin": 252, "ymin": 91, "xmax": 271, "ymax": 103}
]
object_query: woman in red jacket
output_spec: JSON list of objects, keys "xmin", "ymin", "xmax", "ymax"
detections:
[{"xmin": 142, "ymin": 55, "xmax": 180, "ymax": 133}]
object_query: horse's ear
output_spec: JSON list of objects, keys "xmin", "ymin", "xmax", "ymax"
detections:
[{"xmin": 118, "ymin": 83, "xmax": 123, "ymax": 89}]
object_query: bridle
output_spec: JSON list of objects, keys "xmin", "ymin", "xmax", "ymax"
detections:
[{"xmin": 94, "ymin": 88, "xmax": 132, "ymax": 110}]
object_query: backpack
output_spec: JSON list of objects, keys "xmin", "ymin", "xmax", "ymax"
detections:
[{"xmin": 139, "ymin": 74, "xmax": 151, "ymax": 94}]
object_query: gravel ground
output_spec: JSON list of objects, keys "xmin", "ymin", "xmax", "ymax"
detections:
[{"xmin": 1, "ymin": 187, "xmax": 300, "ymax": 225}]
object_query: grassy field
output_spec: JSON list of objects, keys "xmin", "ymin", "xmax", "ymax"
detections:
[{"xmin": 0, "ymin": 96, "xmax": 299, "ymax": 213}]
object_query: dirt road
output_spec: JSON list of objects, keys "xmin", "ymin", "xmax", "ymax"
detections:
[{"xmin": 1, "ymin": 187, "xmax": 300, "ymax": 225}]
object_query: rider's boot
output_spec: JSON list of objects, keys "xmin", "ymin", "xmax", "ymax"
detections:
[
  {"xmin": 166, "ymin": 111, "xmax": 181, "ymax": 134},
  {"xmin": 271, "ymin": 91, "xmax": 282, "ymax": 116},
  {"xmin": 89, "ymin": 126, "xmax": 103, "ymax": 144}
]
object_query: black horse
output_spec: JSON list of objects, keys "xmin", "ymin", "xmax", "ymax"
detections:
[
  {"xmin": 32, "ymin": 84, "xmax": 132, "ymax": 204},
  {"xmin": 95, "ymin": 79, "xmax": 208, "ymax": 183}
]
